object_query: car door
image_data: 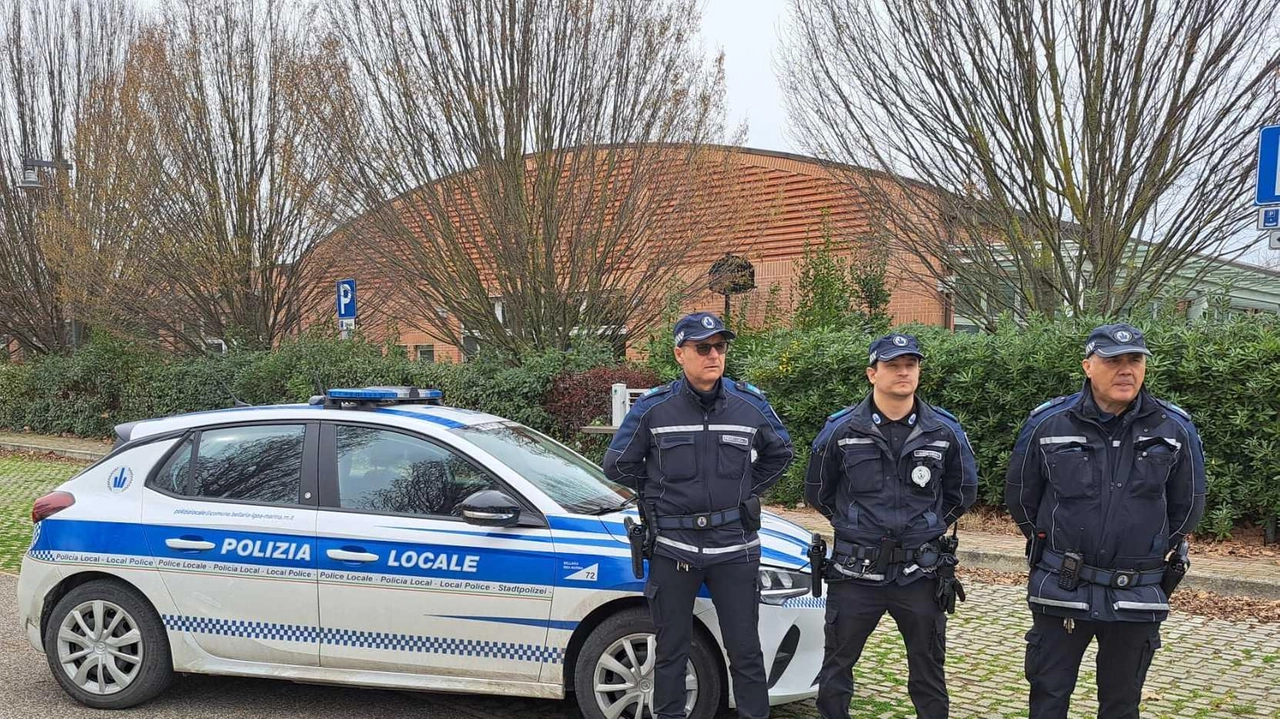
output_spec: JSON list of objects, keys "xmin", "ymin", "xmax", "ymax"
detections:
[
  {"xmin": 141, "ymin": 422, "xmax": 320, "ymax": 667},
  {"xmin": 315, "ymin": 423, "xmax": 557, "ymax": 681}
]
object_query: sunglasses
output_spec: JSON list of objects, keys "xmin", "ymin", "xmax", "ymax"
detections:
[{"xmin": 688, "ymin": 341, "xmax": 730, "ymax": 357}]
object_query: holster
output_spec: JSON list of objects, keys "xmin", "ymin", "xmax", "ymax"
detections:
[
  {"xmin": 1027, "ymin": 531, "xmax": 1046, "ymax": 569},
  {"xmin": 1161, "ymin": 539, "xmax": 1190, "ymax": 596},
  {"xmin": 933, "ymin": 535, "xmax": 965, "ymax": 614},
  {"xmin": 623, "ymin": 516, "xmax": 646, "ymax": 580},
  {"xmin": 808, "ymin": 533, "xmax": 827, "ymax": 598},
  {"xmin": 740, "ymin": 496, "xmax": 762, "ymax": 532}
]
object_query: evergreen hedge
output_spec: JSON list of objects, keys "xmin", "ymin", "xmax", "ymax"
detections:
[{"xmin": 1, "ymin": 316, "xmax": 1276, "ymax": 537}]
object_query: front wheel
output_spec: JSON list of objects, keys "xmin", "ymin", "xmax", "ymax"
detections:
[
  {"xmin": 43, "ymin": 579, "xmax": 173, "ymax": 709},
  {"xmin": 573, "ymin": 607, "xmax": 722, "ymax": 719}
]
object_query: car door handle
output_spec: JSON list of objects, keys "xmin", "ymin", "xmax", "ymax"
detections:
[
  {"xmin": 327, "ymin": 549, "xmax": 379, "ymax": 563},
  {"xmin": 165, "ymin": 538, "xmax": 215, "ymax": 551}
]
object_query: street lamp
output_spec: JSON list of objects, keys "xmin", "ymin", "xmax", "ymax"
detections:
[{"xmin": 16, "ymin": 157, "xmax": 73, "ymax": 191}]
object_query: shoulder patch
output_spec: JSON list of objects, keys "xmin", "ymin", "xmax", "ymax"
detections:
[
  {"xmin": 639, "ymin": 383, "xmax": 672, "ymax": 400},
  {"xmin": 931, "ymin": 405, "xmax": 957, "ymax": 422},
  {"xmin": 1030, "ymin": 396, "xmax": 1067, "ymax": 417},
  {"xmin": 1156, "ymin": 398, "xmax": 1191, "ymax": 420},
  {"xmin": 734, "ymin": 380, "xmax": 765, "ymax": 398},
  {"xmin": 826, "ymin": 406, "xmax": 854, "ymax": 423}
]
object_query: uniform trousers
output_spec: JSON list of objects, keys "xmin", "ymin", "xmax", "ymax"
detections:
[
  {"xmin": 645, "ymin": 553, "xmax": 769, "ymax": 719},
  {"xmin": 1025, "ymin": 611, "xmax": 1161, "ymax": 719},
  {"xmin": 816, "ymin": 577, "xmax": 949, "ymax": 719}
]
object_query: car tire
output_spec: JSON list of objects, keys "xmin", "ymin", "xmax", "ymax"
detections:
[
  {"xmin": 573, "ymin": 607, "xmax": 722, "ymax": 719},
  {"xmin": 43, "ymin": 579, "xmax": 173, "ymax": 709}
]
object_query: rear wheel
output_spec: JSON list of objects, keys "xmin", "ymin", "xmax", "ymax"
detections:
[
  {"xmin": 573, "ymin": 607, "xmax": 721, "ymax": 719},
  {"xmin": 43, "ymin": 580, "xmax": 172, "ymax": 709}
]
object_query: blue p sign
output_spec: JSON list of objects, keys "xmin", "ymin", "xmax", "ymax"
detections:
[
  {"xmin": 336, "ymin": 279, "xmax": 357, "ymax": 319},
  {"xmin": 1262, "ymin": 208, "xmax": 1280, "ymax": 230}
]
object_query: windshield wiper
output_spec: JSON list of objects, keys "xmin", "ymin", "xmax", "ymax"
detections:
[{"xmin": 583, "ymin": 495, "xmax": 637, "ymax": 515}]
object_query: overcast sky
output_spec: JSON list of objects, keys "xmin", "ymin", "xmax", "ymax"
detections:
[{"xmin": 701, "ymin": 0, "xmax": 793, "ymax": 153}]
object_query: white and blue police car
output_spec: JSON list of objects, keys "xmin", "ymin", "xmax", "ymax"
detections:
[{"xmin": 17, "ymin": 387, "xmax": 824, "ymax": 718}]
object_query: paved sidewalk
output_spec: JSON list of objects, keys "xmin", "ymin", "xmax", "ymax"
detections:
[{"xmin": 0, "ymin": 431, "xmax": 110, "ymax": 462}]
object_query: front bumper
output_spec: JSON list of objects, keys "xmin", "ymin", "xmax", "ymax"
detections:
[{"xmin": 695, "ymin": 595, "xmax": 825, "ymax": 706}]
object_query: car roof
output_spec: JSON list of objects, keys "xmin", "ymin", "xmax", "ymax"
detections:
[{"xmin": 124, "ymin": 403, "xmax": 510, "ymax": 442}]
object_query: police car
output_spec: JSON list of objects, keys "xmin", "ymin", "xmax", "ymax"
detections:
[{"xmin": 17, "ymin": 387, "xmax": 824, "ymax": 718}]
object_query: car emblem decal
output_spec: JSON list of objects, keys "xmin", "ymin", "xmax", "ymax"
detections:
[{"xmin": 108, "ymin": 466, "xmax": 133, "ymax": 493}]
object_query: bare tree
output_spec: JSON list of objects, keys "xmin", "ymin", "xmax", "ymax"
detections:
[
  {"xmin": 0, "ymin": 0, "xmax": 138, "ymax": 355},
  {"xmin": 109, "ymin": 0, "xmax": 334, "ymax": 352},
  {"xmin": 318, "ymin": 0, "xmax": 737, "ymax": 354},
  {"xmin": 782, "ymin": 0, "xmax": 1280, "ymax": 327}
]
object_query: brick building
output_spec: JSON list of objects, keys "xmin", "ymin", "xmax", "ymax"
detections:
[{"xmin": 309, "ymin": 146, "xmax": 952, "ymax": 363}]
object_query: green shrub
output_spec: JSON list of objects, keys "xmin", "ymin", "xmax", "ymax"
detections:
[
  {"xmin": 736, "ymin": 316, "xmax": 1280, "ymax": 536},
  {"xmin": 2, "ymin": 316, "xmax": 1275, "ymax": 536}
]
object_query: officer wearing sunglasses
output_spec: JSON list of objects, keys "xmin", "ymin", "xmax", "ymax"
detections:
[{"xmin": 604, "ymin": 311, "xmax": 794, "ymax": 719}]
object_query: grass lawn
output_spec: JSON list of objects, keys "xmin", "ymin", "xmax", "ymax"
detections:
[{"xmin": 0, "ymin": 453, "xmax": 87, "ymax": 572}]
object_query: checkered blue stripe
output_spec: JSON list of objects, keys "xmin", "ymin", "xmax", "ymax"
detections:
[
  {"xmin": 27, "ymin": 550, "xmax": 55, "ymax": 562},
  {"xmin": 162, "ymin": 615, "xmax": 563, "ymax": 664},
  {"xmin": 163, "ymin": 615, "xmax": 322, "ymax": 643},
  {"xmin": 780, "ymin": 596, "xmax": 826, "ymax": 609}
]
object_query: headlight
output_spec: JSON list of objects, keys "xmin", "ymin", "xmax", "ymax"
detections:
[{"xmin": 758, "ymin": 566, "xmax": 811, "ymax": 605}]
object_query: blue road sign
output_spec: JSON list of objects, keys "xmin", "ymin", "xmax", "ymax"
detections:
[
  {"xmin": 336, "ymin": 279, "xmax": 357, "ymax": 319},
  {"xmin": 1261, "ymin": 207, "xmax": 1280, "ymax": 230},
  {"xmin": 1256, "ymin": 125, "xmax": 1280, "ymax": 206}
]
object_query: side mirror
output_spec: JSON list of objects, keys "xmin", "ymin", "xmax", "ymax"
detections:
[{"xmin": 458, "ymin": 489, "xmax": 521, "ymax": 527}]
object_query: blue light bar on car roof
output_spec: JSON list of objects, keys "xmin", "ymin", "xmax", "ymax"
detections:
[{"xmin": 317, "ymin": 386, "xmax": 444, "ymax": 408}]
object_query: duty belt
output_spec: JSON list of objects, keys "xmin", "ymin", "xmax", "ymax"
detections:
[
  {"xmin": 1040, "ymin": 550, "xmax": 1165, "ymax": 589},
  {"xmin": 654, "ymin": 507, "xmax": 741, "ymax": 531},
  {"xmin": 832, "ymin": 538, "xmax": 919, "ymax": 566}
]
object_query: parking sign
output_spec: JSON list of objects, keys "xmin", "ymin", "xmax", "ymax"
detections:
[
  {"xmin": 1256, "ymin": 125, "xmax": 1280, "ymax": 206},
  {"xmin": 336, "ymin": 279, "xmax": 357, "ymax": 320}
]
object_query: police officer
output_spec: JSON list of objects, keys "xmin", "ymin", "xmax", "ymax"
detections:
[
  {"xmin": 604, "ymin": 311, "xmax": 793, "ymax": 719},
  {"xmin": 1004, "ymin": 323, "xmax": 1206, "ymax": 719},
  {"xmin": 806, "ymin": 333, "xmax": 977, "ymax": 719}
]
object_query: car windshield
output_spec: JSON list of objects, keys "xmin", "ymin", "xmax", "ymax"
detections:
[{"xmin": 451, "ymin": 422, "xmax": 633, "ymax": 515}]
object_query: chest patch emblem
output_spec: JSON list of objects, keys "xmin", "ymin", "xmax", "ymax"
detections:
[{"xmin": 911, "ymin": 465, "xmax": 932, "ymax": 487}]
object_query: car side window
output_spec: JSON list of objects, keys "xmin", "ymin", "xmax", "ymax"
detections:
[
  {"xmin": 154, "ymin": 436, "xmax": 195, "ymax": 493},
  {"xmin": 190, "ymin": 425, "xmax": 307, "ymax": 504},
  {"xmin": 334, "ymin": 426, "xmax": 499, "ymax": 517}
]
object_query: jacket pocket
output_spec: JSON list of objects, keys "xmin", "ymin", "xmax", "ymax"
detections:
[
  {"xmin": 717, "ymin": 434, "xmax": 751, "ymax": 479},
  {"xmin": 1047, "ymin": 446, "xmax": 1097, "ymax": 499},
  {"xmin": 1131, "ymin": 438, "xmax": 1177, "ymax": 499},
  {"xmin": 841, "ymin": 447, "xmax": 883, "ymax": 493},
  {"xmin": 657, "ymin": 434, "xmax": 697, "ymax": 481}
]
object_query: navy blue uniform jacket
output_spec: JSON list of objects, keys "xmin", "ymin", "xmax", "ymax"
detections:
[
  {"xmin": 1004, "ymin": 384, "xmax": 1206, "ymax": 622},
  {"xmin": 603, "ymin": 377, "xmax": 794, "ymax": 568},
  {"xmin": 804, "ymin": 395, "xmax": 978, "ymax": 585}
]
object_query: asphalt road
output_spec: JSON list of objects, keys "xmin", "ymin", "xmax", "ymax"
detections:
[{"xmin": 0, "ymin": 573, "xmax": 581, "ymax": 719}]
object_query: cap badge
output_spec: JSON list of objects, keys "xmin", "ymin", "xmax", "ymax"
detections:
[
  {"xmin": 702, "ymin": 316, "xmax": 716, "ymax": 329},
  {"xmin": 696, "ymin": 516, "xmax": 709, "ymax": 528},
  {"xmin": 893, "ymin": 335, "xmax": 908, "ymax": 346},
  {"xmin": 911, "ymin": 465, "xmax": 931, "ymax": 487},
  {"xmin": 1115, "ymin": 330, "xmax": 1132, "ymax": 342}
]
